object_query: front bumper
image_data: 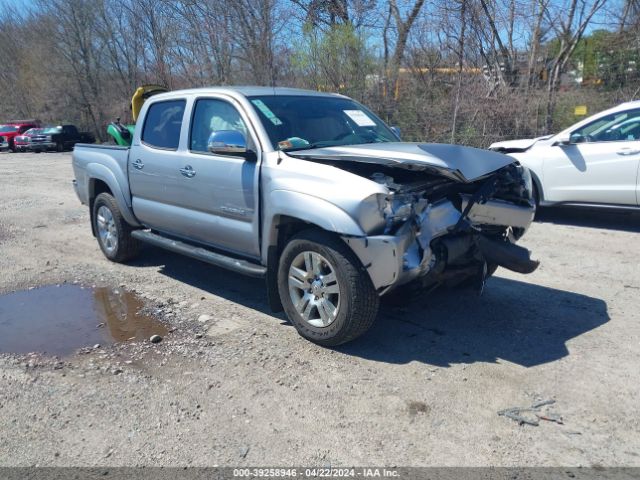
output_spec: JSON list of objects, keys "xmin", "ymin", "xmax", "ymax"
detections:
[
  {"xmin": 29, "ymin": 142, "xmax": 56, "ymax": 151},
  {"xmin": 343, "ymin": 197, "xmax": 537, "ymax": 293},
  {"xmin": 0, "ymin": 141, "xmax": 9, "ymax": 151}
]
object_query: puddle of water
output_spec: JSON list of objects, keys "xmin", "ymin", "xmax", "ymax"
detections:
[{"xmin": 0, "ymin": 285, "xmax": 167, "ymax": 356}]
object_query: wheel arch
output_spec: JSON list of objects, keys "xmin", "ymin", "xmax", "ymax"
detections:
[
  {"xmin": 261, "ymin": 190, "xmax": 365, "ymax": 263},
  {"xmin": 262, "ymin": 201, "xmax": 366, "ymax": 314},
  {"xmin": 86, "ymin": 163, "xmax": 140, "ymax": 230},
  {"xmin": 530, "ymin": 169, "xmax": 545, "ymax": 205}
]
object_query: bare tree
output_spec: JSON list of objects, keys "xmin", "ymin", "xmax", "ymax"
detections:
[
  {"xmin": 543, "ymin": 0, "xmax": 607, "ymax": 131},
  {"xmin": 228, "ymin": 0, "xmax": 283, "ymax": 85},
  {"xmin": 38, "ymin": 0, "xmax": 108, "ymax": 139},
  {"xmin": 382, "ymin": 0, "xmax": 426, "ymax": 109}
]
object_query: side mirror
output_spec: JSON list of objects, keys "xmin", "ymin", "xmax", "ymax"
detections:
[
  {"xmin": 390, "ymin": 126, "xmax": 401, "ymax": 140},
  {"xmin": 554, "ymin": 132, "xmax": 571, "ymax": 146},
  {"xmin": 208, "ymin": 130, "xmax": 247, "ymax": 155}
]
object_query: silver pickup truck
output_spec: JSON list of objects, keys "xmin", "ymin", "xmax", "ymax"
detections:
[{"xmin": 72, "ymin": 87, "xmax": 538, "ymax": 345}]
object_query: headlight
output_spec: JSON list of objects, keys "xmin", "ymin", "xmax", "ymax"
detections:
[{"xmin": 46, "ymin": 135, "xmax": 52, "ymax": 141}]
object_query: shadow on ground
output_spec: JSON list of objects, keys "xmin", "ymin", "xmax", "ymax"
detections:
[
  {"xmin": 130, "ymin": 246, "xmax": 274, "ymax": 316},
  {"xmin": 132, "ymin": 246, "xmax": 609, "ymax": 368},
  {"xmin": 340, "ymin": 276, "xmax": 609, "ymax": 367},
  {"xmin": 536, "ymin": 206, "xmax": 640, "ymax": 233}
]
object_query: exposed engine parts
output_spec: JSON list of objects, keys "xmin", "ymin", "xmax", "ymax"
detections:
[{"xmin": 344, "ymin": 163, "xmax": 538, "ymax": 293}]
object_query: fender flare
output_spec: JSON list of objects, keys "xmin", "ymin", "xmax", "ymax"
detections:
[
  {"xmin": 261, "ymin": 189, "xmax": 366, "ymax": 263},
  {"xmin": 86, "ymin": 163, "xmax": 140, "ymax": 227},
  {"xmin": 529, "ymin": 169, "xmax": 545, "ymax": 204}
]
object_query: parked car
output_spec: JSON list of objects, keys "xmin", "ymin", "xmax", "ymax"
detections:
[
  {"xmin": 29, "ymin": 124, "xmax": 96, "ymax": 152},
  {"xmin": 0, "ymin": 120, "xmax": 40, "ymax": 152},
  {"xmin": 490, "ymin": 101, "xmax": 640, "ymax": 209},
  {"xmin": 14, "ymin": 127, "xmax": 44, "ymax": 152},
  {"xmin": 72, "ymin": 87, "xmax": 538, "ymax": 346}
]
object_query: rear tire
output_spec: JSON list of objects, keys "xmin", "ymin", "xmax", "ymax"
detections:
[
  {"xmin": 92, "ymin": 193, "xmax": 140, "ymax": 263},
  {"xmin": 277, "ymin": 230, "xmax": 379, "ymax": 346}
]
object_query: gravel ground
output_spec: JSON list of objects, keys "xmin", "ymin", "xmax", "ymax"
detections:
[{"xmin": 0, "ymin": 151, "xmax": 639, "ymax": 467}]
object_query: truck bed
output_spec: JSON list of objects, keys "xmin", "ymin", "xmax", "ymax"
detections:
[{"xmin": 72, "ymin": 143, "xmax": 131, "ymax": 209}]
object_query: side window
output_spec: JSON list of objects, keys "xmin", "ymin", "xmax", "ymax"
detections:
[
  {"xmin": 189, "ymin": 98, "xmax": 248, "ymax": 153},
  {"xmin": 141, "ymin": 100, "xmax": 186, "ymax": 150},
  {"xmin": 571, "ymin": 109, "xmax": 640, "ymax": 143}
]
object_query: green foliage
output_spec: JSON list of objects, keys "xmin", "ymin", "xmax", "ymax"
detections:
[
  {"xmin": 550, "ymin": 29, "xmax": 640, "ymax": 88},
  {"xmin": 292, "ymin": 23, "xmax": 374, "ymax": 100}
]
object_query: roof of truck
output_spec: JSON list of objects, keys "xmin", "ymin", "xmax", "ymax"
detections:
[{"xmin": 152, "ymin": 86, "xmax": 345, "ymax": 100}]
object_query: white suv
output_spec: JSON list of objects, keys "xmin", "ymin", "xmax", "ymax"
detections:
[{"xmin": 490, "ymin": 101, "xmax": 640, "ymax": 209}]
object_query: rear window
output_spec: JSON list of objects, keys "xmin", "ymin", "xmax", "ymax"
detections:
[{"xmin": 141, "ymin": 100, "xmax": 186, "ymax": 150}]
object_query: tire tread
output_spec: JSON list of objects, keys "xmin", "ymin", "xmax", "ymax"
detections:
[
  {"xmin": 93, "ymin": 192, "xmax": 139, "ymax": 263},
  {"xmin": 278, "ymin": 229, "xmax": 379, "ymax": 346}
]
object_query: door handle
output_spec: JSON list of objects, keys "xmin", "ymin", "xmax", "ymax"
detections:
[
  {"xmin": 180, "ymin": 165, "xmax": 196, "ymax": 178},
  {"xmin": 617, "ymin": 149, "xmax": 640, "ymax": 156},
  {"xmin": 132, "ymin": 158, "xmax": 144, "ymax": 169}
]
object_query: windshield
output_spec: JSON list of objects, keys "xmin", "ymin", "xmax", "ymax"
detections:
[
  {"xmin": 25, "ymin": 128, "xmax": 44, "ymax": 135},
  {"xmin": 247, "ymin": 95, "xmax": 398, "ymax": 151},
  {"xmin": 0, "ymin": 125, "xmax": 19, "ymax": 133},
  {"xmin": 44, "ymin": 127, "xmax": 61, "ymax": 134}
]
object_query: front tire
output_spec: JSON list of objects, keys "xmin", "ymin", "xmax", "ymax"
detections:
[
  {"xmin": 92, "ymin": 192, "xmax": 139, "ymax": 263},
  {"xmin": 277, "ymin": 230, "xmax": 379, "ymax": 346}
]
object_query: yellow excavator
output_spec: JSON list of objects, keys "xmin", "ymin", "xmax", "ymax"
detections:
[{"xmin": 106, "ymin": 85, "xmax": 167, "ymax": 146}]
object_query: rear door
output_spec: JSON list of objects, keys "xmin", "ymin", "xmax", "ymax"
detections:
[
  {"xmin": 543, "ymin": 108, "xmax": 640, "ymax": 206},
  {"xmin": 128, "ymin": 98, "xmax": 187, "ymax": 235}
]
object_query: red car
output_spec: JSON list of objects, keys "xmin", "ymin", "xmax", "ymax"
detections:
[
  {"xmin": 0, "ymin": 120, "xmax": 41, "ymax": 152},
  {"xmin": 14, "ymin": 127, "xmax": 43, "ymax": 152}
]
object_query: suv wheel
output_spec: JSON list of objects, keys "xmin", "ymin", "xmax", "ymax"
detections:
[
  {"xmin": 92, "ymin": 192, "xmax": 139, "ymax": 262},
  {"xmin": 277, "ymin": 230, "xmax": 379, "ymax": 346}
]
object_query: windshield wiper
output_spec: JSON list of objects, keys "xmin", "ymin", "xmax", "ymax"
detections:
[{"xmin": 280, "ymin": 141, "xmax": 337, "ymax": 152}]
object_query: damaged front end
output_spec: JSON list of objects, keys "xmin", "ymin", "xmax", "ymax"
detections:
[{"xmin": 342, "ymin": 163, "xmax": 539, "ymax": 294}]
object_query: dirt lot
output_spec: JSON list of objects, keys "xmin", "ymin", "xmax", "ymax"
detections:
[{"xmin": 0, "ymin": 151, "xmax": 639, "ymax": 467}]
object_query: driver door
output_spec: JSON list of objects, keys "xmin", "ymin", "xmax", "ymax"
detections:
[
  {"xmin": 543, "ymin": 108, "xmax": 640, "ymax": 206},
  {"xmin": 176, "ymin": 96, "xmax": 261, "ymax": 258}
]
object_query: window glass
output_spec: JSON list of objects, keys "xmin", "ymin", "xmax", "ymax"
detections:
[
  {"xmin": 0, "ymin": 125, "xmax": 19, "ymax": 133},
  {"xmin": 572, "ymin": 109, "xmax": 640, "ymax": 143},
  {"xmin": 142, "ymin": 100, "xmax": 186, "ymax": 149},
  {"xmin": 247, "ymin": 95, "xmax": 397, "ymax": 151},
  {"xmin": 190, "ymin": 99, "xmax": 248, "ymax": 153}
]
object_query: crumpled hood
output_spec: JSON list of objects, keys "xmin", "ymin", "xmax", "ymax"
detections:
[
  {"xmin": 287, "ymin": 142, "xmax": 515, "ymax": 182},
  {"xmin": 489, "ymin": 135, "xmax": 552, "ymax": 152}
]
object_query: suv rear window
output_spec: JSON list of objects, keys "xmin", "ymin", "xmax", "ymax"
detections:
[{"xmin": 141, "ymin": 100, "xmax": 186, "ymax": 150}]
